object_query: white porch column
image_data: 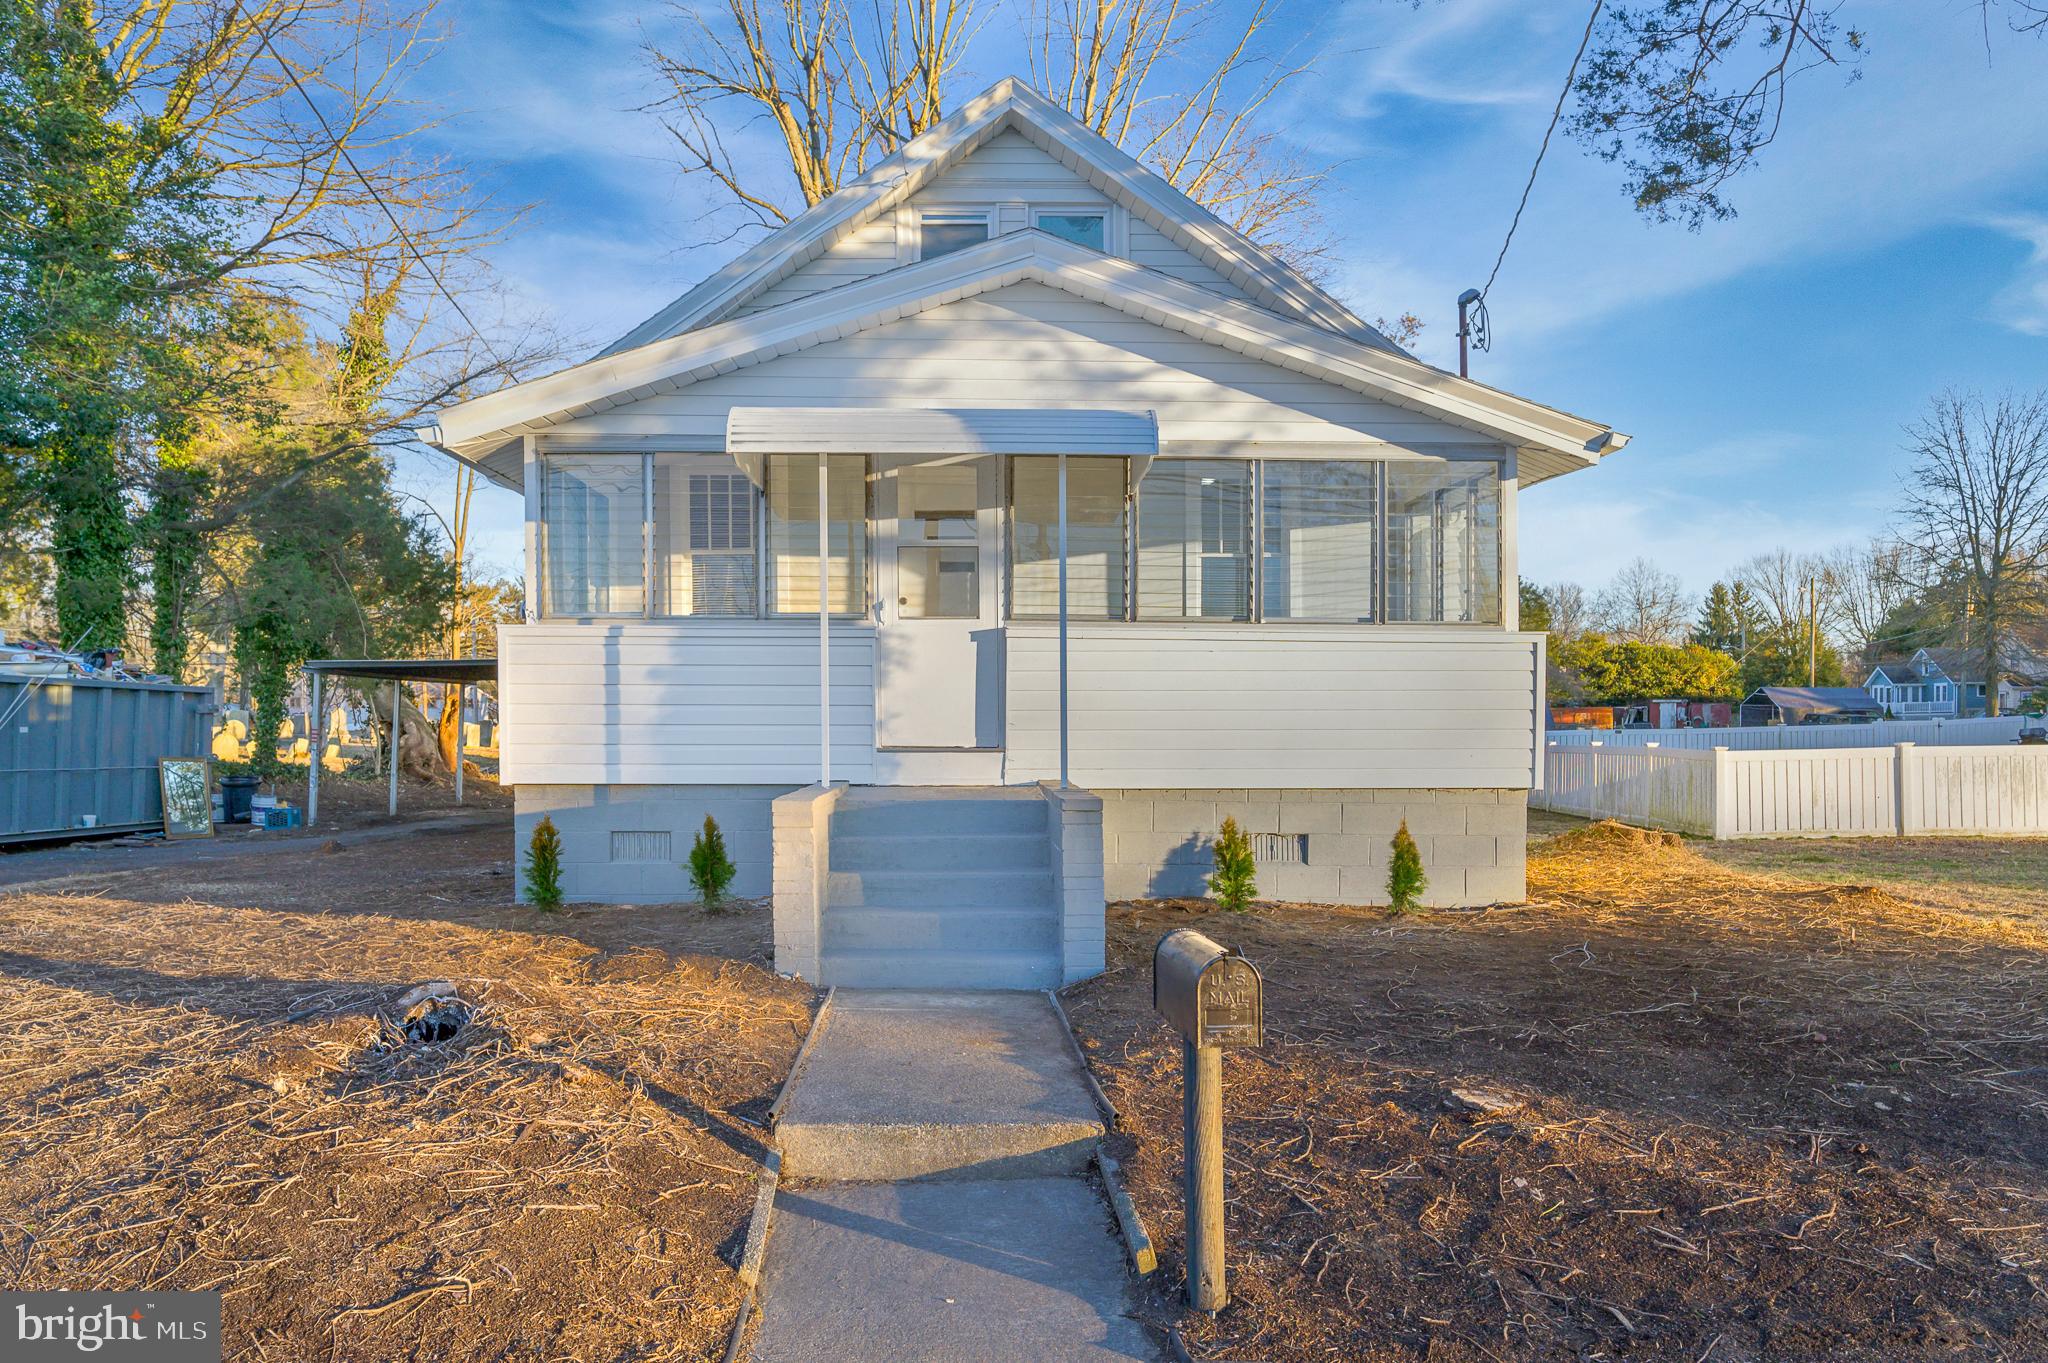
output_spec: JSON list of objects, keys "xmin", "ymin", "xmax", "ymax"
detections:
[
  {"xmin": 818, "ymin": 452, "xmax": 831, "ymax": 785},
  {"xmin": 306, "ymin": 669, "xmax": 322, "ymax": 827},
  {"xmin": 1057, "ymin": 451, "xmax": 1070, "ymax": 786}
]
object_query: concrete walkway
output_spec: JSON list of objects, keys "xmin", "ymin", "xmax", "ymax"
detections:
[{"xmin": 753, "ymin": 990, "xmax": 1160, "ymax": 1362}]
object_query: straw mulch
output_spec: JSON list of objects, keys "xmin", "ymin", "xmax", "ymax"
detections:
[
  {"xmin": 0, "ymin": 892, "xmax": 815, "ymax": 1362},
  {"xmin": 1064, "ymin": 821, "xmax": 2048, "ymax": 1362}
]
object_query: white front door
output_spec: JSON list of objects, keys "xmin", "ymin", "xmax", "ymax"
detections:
[{"xmin": 875, "ymin": 456, "xmax": 1001, "ymax": 749}]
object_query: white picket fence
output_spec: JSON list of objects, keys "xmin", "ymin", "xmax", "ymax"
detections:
[
  {"xmin": 1546, "ymin": 716, "xmax": 2024, "ymax": 751},
  {"xmin": 1533, "ymin": 741, "xmax": 2048, "ymax": 838}
]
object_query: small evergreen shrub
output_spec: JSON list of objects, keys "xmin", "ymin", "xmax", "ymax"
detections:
[
  {"xmin": 525, "ymin": 815, "xmax": 564, "ymax": 911},
  {"xmin": 1386, "ymin": 819, "xmax": 1427, "ymax": 915},
  {"xmin": 688, "ymin": 814, "xmax": 737, "ymax": 912},
  {"xmin": 1208, "ymin": 816, "xmax": 1257, "ymax": 912}
]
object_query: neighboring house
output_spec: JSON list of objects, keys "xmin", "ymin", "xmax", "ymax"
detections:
[
  {"xmin": 1865, "ymin": 646, "xmax": 2042, "ymax": 717},
  {"xmin": 1738, "ymin": 686, "xmax": 1885, "ymax": 727},
  {"xmin": 424, "ymin": 78, "xmax": 1628, "ymax": 989}
]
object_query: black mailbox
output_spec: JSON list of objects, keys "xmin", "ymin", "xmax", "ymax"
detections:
[{"xmin": 1154, "ymin": 928, "xmax": 1263, "ymax": 1048}]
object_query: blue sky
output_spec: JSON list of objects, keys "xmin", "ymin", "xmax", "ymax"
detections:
[{"xmin": 395, "ymin": 0, "xmax": 2048, "ymax": 599}]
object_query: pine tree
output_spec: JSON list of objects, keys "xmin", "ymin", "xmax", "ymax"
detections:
[
  {"xmin": 525, "ymin": 815, "xmax": 563, "ymax": 910},
  {"xmin": 1208, "ymin": 816, "xmax": 1257, "ymax": 912},
  {"xmin": 1386, "ymin": 820, "xmax": 1427, "ymax": 915},
  {"xmin": 688, "ymin": 814, "xmax": 737, "ymax": 912}
]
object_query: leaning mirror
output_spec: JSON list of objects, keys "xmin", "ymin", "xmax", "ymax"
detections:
[{"xmin": 159, "ymin": 757, "xmax": 213, "ymax": 840}]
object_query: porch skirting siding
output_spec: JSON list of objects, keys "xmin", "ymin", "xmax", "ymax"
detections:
[
  {"xmin": 515, "ymin": 783, "xmax": 797, "ymax": 903},
  {"xmin": 1096, "ymin": 788, "xmax": 1528, "ymax": 907}
]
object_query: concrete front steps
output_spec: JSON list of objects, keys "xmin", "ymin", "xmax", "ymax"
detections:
[{"xmin": 819, "ymin": 787, "xmax": 1061, "ymax": 990}]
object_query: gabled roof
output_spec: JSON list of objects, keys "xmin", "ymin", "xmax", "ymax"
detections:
[
  {"xmin": 600, "ymin": 76, "xmax": 1395, "ymax": 355},
  {"xmin": 425, "ymin": 230, "xmax": 1629, "ymax": 490}
]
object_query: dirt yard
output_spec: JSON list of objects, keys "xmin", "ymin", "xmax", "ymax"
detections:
[
  {"xmin": 0, "ymin": 817, "xmax": 809, "ymax": 1362},
  {"xmin": 1065, "ymin": 822, "xmax": 2048, "ymax": 1362}
]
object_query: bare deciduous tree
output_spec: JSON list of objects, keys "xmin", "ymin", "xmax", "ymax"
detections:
[
  {"xmin": 647, "ymin": 0, "xmax": 981, "ymax": 231},
  {"xmin": 1542, "ymin": 580, "xmax": 1591, "ymax": 641},
  {"xmin": 1825, "ymin": 538, "xmax": 1914, "ymax": 666},
  {"xmin": 1026, "ymin": 0, "xmax": 1333, "ymax": 273},
  {"xmin": 1900, "ymin": 389, "xmax": 2048, "ymax": 716},
  {"xmin": 1593, "ymin": 557, "xmax": 1693, "ymax": 644}
]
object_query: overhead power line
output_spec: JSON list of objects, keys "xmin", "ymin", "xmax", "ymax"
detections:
[{"xmin": 1480, "ymin": 1, "xmax": 1604, "ymax": 303}]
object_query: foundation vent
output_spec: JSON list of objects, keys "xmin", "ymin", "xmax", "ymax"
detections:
[
  {"xmin": 1251, "ymin": 832, "xmax": 1307, "ymax": 865},
  {"xmin": 610, "ymin": 830, "xmax": 673, "ymax": 863}
]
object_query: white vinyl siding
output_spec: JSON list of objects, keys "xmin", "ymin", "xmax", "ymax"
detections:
[
  {"xmin": 497, "ymin": 620, "xmax": 876, "ymax": 784},
  {"xmin": 1010, "ymin": 456, "xmax": 1129, "ymax": 618},
  {"xmin": 1005, "ymin": 625, "xmax": 1542, "ymax": 787},
  {"xmin": 541, "ymin": 455, "xmax": 644, "ymax": 617},
  {"xmin": 731, "ymin": 216, "xmax": 900, "ymax": 319}
]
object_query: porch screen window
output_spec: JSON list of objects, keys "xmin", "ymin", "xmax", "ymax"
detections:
[
  {"xmin": 541, "ymin": 454, "xmax": 645, "ymax": 616},
  {"xmin": 1010, "ymin": 456, "xmax": 1128, "ymax": 618},
  {"xmin": 1385, "ymin": 461, "xmax": 1501, "ymax": 624},
  {"xmin": 653, "ymin": 454, "xmax": 756, "ymax": 616},
  {"xmin": 767, "ymin": 453, "xmax": 868, "ymax": 616},
  {"xmin": 1260, "ymin": 461, "xmax": 1377, "ymax": 622},
  {"xmin": 1136, "ymin": 459, "xmax": 1251, "ymax": 620}
]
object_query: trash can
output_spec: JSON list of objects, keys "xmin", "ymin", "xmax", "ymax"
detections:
[{"xmin": 218, "ymin": 774, "xmax": 259, "ymax": 824}]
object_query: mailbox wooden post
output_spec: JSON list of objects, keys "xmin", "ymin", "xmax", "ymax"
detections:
[{"xmin": 1154, "ymin": 928, "xmax": 1263, "ymax": 1313}]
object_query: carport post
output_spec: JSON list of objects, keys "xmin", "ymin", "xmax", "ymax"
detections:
[
  {"xmin": 454, "ymin": 683, "xmax": 465, "ymax": 803},
  {"xmin": 387, "ymin": 679, "xmax": 400, "ymax": 817},
  {"xmin": 306, "ymin": 669, "xmax": 322, "ymax": 828}
]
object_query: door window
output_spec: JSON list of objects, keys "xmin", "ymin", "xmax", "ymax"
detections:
[{"xmin": 896, "ymin": 464, "xmax": 980, "ymax": 619}]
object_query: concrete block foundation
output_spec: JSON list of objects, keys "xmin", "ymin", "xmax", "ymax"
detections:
[
  {"xmin": 514, "ymin": 783, "xmax": 794, "ymax": 904},
  {"xmin": 1094, "ymin": 788, "xmax": 1528, "ymax": 908}
]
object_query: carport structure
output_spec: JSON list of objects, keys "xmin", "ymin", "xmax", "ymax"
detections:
[{"xmin": 302, "ymin": 658, "xmax": 498, "ymax": 825}]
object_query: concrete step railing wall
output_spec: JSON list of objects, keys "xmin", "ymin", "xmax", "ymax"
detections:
[
  {"xmin": 1534, "ymin": 742, "xmax": 2048, "ymax": 839},
  {"xmin": 1546, "ymin": 716, "xmax": 2023, "ymax": 751}
]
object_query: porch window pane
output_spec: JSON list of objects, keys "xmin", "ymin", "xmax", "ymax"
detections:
[
  {"xmin": 1260, "ymin": 461, "xmax": 1376, "ymax": 622},
  {"xmin": 1385, "ymin": 460, "xmax": 1501, "ymax": 624},
  {"xmin": 1010, "ymin": 456, "xmax": 1127, "ymax": 618},
  {"xmin": 541, "ymin": 454, "xmax": 644, "ymax": 616},
  {"xmin": 767, "ymin": 453, "xmax": 868, "ymax": 615},
  {"xmin": 653, "ymin": 454, "xmax": 757, "ymax": 616},
  {"xmin": 1136, "ymin": 459, "xmax": 1250, "ymax": 620}
]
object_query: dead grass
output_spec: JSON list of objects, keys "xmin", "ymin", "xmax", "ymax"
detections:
[
  {"xmin": 1065, "ymin": 821, "xmax": 2048, "ymax": 1362},
  {"xmin": 0, "ymin": 837, "xmax": 812, "ymax": 1362}
]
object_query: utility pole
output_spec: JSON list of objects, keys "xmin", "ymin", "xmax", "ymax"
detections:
[{"xmin": 1808, "ymin": 576, "xmax": 1818, "ymax": 687}]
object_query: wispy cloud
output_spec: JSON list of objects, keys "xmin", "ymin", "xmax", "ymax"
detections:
[{"xmin": 1987, "ymin": 213, "xmax": 2048, "ymax": 335}]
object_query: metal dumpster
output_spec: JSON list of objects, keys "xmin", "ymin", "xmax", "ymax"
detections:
[{"xmin": 0, "ymin": 676, "xmax": 213, "ymax": 844}]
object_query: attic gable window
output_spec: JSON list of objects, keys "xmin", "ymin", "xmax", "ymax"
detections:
[
  {"xmin": 1034, "ymin": 210, "xmax": 1106, "ymax": 251},
  {"xmin": 920, "ymin": 212, "xmax": 990, "ymax": 259}
]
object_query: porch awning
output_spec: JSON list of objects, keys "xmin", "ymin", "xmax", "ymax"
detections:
[{"xmin": 725, "ymin": 406, "xmax": 1157, "ymax": 484}]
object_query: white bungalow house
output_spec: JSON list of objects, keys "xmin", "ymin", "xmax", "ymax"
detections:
[{"xmin": 425, "ymin": 78, "xmax": 1628, "ymax": 989}]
